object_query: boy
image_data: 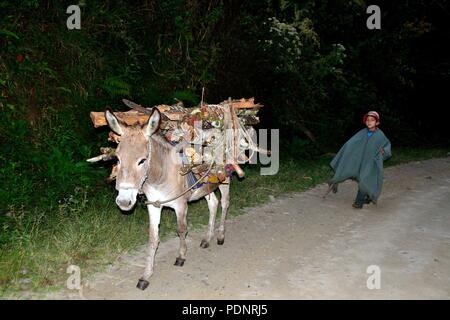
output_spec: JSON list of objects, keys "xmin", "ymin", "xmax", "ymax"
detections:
[{"xmin": 329, "ymin": 111, "xmax": 392, "ymax": 208}]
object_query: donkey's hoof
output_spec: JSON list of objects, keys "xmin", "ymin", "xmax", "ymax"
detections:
[
  {"xmin": 174, "ymin": 257, "xmax": 185, "ymax": 267},
  {"xmin": 200, "ymin": 240, "xmax": 210, "ymax": 249},
  {"xmin": 136, "ymin": 279, "xmax": 149, "ymax": 290},
  {"xmin": 217, "ymin": 238, "xmax": 225, "ymax": 245}
]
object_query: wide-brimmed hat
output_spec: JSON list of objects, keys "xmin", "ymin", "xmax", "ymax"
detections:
[{"xmin": 363, "ymin": 111, "xmax": 380, "ymax": 123}]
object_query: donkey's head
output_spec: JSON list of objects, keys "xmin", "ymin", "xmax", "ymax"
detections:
[{"xmin": 105, "ymin": 108, "xmax": 161, "ymax": 211}]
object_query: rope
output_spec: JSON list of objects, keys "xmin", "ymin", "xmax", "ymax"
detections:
[{"xmin": 144, "ymin": 156, "xmax": 215, "ymax": 208}]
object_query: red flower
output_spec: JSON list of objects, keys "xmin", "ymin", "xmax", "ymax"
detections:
[{"xmin": 16, "ymin": 54, "xmax": 24, "ymax": 63}]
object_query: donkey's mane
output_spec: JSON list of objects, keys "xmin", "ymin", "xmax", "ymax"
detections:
[
  {"xmin": 150, "ymin": 132, "xmax": 176, "ymax": 151},
  {"xmin": 146, "ymin": 132, "xmax": 180, "ymax": 185}
]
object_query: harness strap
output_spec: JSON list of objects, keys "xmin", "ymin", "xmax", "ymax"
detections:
[{"xmin": 144, "ymin": 159, "xmax": 215, "ymax": 208}]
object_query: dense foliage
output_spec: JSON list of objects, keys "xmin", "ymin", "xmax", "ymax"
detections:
[{"xmin": 0, "ymin": 0, "xmax": 448, "ymax": 211}]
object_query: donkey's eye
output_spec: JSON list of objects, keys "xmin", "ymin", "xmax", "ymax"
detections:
[{"xmin": 138, "ymin": 158, "xmax": 147, "ymax": 166}]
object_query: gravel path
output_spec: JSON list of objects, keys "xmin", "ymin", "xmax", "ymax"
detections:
[{"xmin": 48, "ymin": 157, "xmax": 450, "ymax": 299}]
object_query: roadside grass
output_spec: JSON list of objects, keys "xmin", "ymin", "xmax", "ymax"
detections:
[
  {"xmin": 385, "ymin": 147, "xmax": 450, "ymax": 167},
  {"xmin": 0, "ymin": 147, "xmax": 448, "ymax": 297}
]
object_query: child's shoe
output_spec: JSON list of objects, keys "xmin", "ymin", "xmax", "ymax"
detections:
[
  {"xmin": 364, "ymin": 196, "xmax": 372, "ymax": 204},
  {"xmin": 352, "ymin": 202, "xmax": 363, "ymax": 209}
]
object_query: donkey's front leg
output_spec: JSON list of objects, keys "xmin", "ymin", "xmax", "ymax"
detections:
[
  {"xmin": 174, "ymin": 202, "xmax": 188, "ymax": 266},
  {"xmin": 137, "ymin": 204, "xmax": 162, "ymax": 290}
]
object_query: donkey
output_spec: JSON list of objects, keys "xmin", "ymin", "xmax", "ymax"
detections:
[{"xmin": 105, "ymin": 108, "xmax": 230, "ymax": 290}]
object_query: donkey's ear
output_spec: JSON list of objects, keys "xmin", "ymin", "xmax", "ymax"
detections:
[
  {"xmin": 105, "ymin": 109, "xmax": 124, "ymax": 136},
  {"xmin": 143, "ymin": 108, "xmax": 160, "ymax": 138}
]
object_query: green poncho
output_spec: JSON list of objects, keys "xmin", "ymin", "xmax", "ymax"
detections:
[{"xmin": 329, "ymin": 128, "xmax": 392, "ymax": 202}]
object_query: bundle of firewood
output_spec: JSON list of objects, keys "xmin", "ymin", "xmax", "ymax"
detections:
[{"xmin": 88, "ymin": 98, "xmax": 268, "ymax": 183}]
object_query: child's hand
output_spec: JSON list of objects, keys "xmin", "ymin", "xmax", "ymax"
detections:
[{"xmin": 380, "ymin": 148, "xmax": 385, "ymax": 156}]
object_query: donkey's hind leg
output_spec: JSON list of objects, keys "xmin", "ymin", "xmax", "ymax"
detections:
[
  {"xmin": 174, "ymin": 202, "xmax": 188, "ymax": 266},
  {"xmin": 217, "ymin": 178, "xmax": 230, "ymax": 245},
  {"xmin": 200, "ymin": 191, "xmax": 219, "ymax": 249}
]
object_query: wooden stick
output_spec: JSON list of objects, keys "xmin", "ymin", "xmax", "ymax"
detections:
[{"xmin": 90, "ymin": 98, "xmax": 262, "ymax": 128}]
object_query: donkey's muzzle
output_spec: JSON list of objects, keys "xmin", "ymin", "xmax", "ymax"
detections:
[
  {"xmin": 116, "ymin": 198, "xmax": 132, "ymax": 207},
  {"xmin": 116, "ymin": 188, "xmax": 138, "ymax": 211}
]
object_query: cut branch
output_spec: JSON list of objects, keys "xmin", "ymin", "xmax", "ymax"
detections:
[
  {"xmin": 90, "ymin": 98, "xmax": 262, "ymax": 128},
  {"xmin": 86, "ymin": 147, "xmax": 116, "ymax": 163}
]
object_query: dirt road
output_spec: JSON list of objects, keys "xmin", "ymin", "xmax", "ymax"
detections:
[{"xmin": 51, "ymin": 157, "xmax": 450, "ymax": 299}]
